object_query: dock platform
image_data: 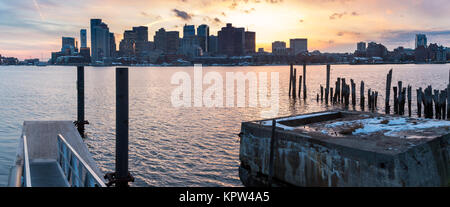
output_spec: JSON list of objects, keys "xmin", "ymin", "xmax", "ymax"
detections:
[
  {"xmin": 8, "ymin": 121, "xmax": 106, "ymax": 187},
  {"xmin": 239, "ymin": 110, "xmax": 450, "ymax": 187}
]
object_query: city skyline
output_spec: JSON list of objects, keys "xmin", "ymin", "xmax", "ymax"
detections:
[{"xmin": 1, "ymin": 0, "xmax": 450, "ymax": 59}]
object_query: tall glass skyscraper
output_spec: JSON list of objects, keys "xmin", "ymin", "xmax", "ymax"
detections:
[{"xmin": 90, "ymin": 19, "xmax": 111, "ymax": 62}]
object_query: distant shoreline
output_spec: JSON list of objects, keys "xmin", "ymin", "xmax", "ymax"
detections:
[{"xmin": 1, "ymin": 61, "xmax": 449, "ymax": 67}]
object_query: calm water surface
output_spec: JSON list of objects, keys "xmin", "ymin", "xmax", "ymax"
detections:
[{"xmin": 0, "ymin": 64, "xmax": 449, "ymax": 186}]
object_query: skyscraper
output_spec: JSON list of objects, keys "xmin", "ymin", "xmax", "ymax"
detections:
[
  {"xmin": 80, "ymin": 29, "xmax": 87, "ymax": 48},
  {"xmin": 153, "ymin": 28, "xmax": 179, "ymax": 54},
  {"xmin": 166, "ymin": 31, "xmax": 180, "ymax": 54},
  {"xmin": 90, "ymin": 19, "xmax": 111, "ymax": 62},
  {"xmin": 415, "ymin": 34, "xmax": 427, "ymax": 49},
  {"xmin": 244, "ymin": 31, "xmax": 256, "ymax": 54},
  {"xmin": 290, "ymin": 38, "xmax": 308, "ymax": 55},
  {"xmin": 197, "ymin": 24, "xmax": 209, "ymax": 53},
  {"xmin": 154, "ymin": 28, "xmax": 167, "ymax": 52},
  {"xmin": 183, "ymin": 25, "xmax": 195, "ymax": 38},
  {"xmin": 218, "ymin": 23, "xmax": 245, "ymax": 57}
]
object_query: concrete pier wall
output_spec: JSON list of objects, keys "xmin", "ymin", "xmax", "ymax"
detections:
[{"xmin": 239, "ymin": 120, "xmax": 450, "ymax": 187}]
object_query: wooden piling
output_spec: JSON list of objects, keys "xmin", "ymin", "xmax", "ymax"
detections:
[
  {"xmin": 298, "ymin": 75, "xmax": 302, "ymax": 98},
  {"xmin": 360, "ymin": 81, "xmax": 365, "ymax": 110},
  {"xmin": 115, "ymin": 67, "xmax": 131, "ymax": 187},
  {"xmin": 417, "ymin": 88, "xmax": 422, "ymax": 118},
  {"xmin": 325, "ymin": 64, "xmax": 330, "ymax": 104},
  {"xmin": 393, "ymin": 86, "xmax": 398, "ymax": 114},
  {"xmin": 407, "ymin": 85, "xmax": 412, "ymax": 117},
  {"xmin": 76, "ymin": 66, "xmax": 85, "ymax": 138},
  {"xmin": 289, "ymin": 64, "xmax": 293, "ymax": 97},
  {"xmin": 303, "ymin": 64, "xmax": 307, "ymax": 100},
  {"xmin": 434, "ymin": 90, "xmax": 440, "ymax": 119},
  {"xmin": 320, "ymin": 85, "xmax": 323, "ymax": 101},
  {"xmin": 292, "ymin": 69, "xmax": 297, "ymax": 98},
  {"xmin": 385, "ymin": 69, "xmax": 392, "ymax": 114},
  {"xmin": 441, "ymin": 90, "xmax": 447, "ymax": 120},
  {"xmin": 351, "ymin": 79, "xmax": 356, "ymax": 106},
  {"xmin": 330, "ymin": 87, "xmax": 334, "ymax": 104}
]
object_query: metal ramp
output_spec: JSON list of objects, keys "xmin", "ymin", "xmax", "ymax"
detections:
[{"xmin": 30, "ymin": 160, "xmax": 69, "ymax": 187}]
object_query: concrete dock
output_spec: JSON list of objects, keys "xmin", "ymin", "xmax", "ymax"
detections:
[
  {"xmin": 8, "ymin": 121, "xmax": 106, "ymax": 187},
  {"xmin": 239, "ymin": 110, "xmax": 450, "ymax": 187}
]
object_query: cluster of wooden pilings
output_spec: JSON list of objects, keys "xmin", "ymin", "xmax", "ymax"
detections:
[
  {"xmin": 288, "ymin": 64, "xmax": 379, "ymax": 111},
  {"xmin": 288, "ymin": 63, "xmax": 450, "ymax": 121},
  {"xmin": 288, "ymin": 64, "xmax": 307, "ymax": 99}
]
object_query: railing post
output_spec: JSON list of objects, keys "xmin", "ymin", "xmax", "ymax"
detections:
[
  {"xmin": 76, "ymin": 66, "xmax": 85, "ymax": 137},
  {"xmin": 115, "ymin": 67, "xmax": 131, "ymax": 187}
]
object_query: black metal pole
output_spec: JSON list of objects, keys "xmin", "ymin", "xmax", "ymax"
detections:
[
  {"xmin": 116, "ymin": 67, "xmax": 129, "ymax": 187},
  {"xmin": 77, "ymin": 66, "xmax": 85, "ymax": 137}
]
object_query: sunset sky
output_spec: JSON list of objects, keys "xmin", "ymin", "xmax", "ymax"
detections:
[{"xmin": 0, "ymin": 0, "xmax": 449, "ymax": 60}]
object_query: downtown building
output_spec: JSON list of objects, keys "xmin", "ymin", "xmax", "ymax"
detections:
[
  {"xmin": 218, "ymin": 23, "xmax": 245, "ymax": 57},
  {"xmin": 272, "ymin": 41, "xmax": 288, "ymax": 56},
  {"xmin": 289, "ymin": 38, "xmax": 308, "ymax": 56},
  {"xmin": 179, "ymin": 24, "xmax": 203, "ymax": 57},
  {"xmin": 90, "ymin": 19, "xmax": 114, "ymax": 63},
  {"xmin": 154, "ymin": 28, "xmax": 180, "ymax": 55},
  {"xmin": 119, "ymin": 26, "xmax": 155, "ymax": 61}
]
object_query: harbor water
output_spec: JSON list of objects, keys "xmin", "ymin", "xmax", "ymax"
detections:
[{"xmin": 0, "ymin": 64, "xmax": 449, "ymax": 186}]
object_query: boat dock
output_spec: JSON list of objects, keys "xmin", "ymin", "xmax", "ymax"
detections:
[
  {"xmin": 8, "ymin": 121, "xmax": 106, "ymax": 187},
  {"xmin": 239, "ymin": 110, "xmax": 450, "ymax": 187}
]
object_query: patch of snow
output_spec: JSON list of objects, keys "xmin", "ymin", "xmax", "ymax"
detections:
[{"xmin": 325, "ymin": 117, "xmax": 450, "ymax": 137}]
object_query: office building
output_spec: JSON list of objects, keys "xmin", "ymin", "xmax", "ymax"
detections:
[
  {"xmin": 272, "ymin": 41, "xmax": 287, "ymax": 56},
  {"xmin": 208, "ymin": 35, "xmax": 218, "ymax": 55},
  {"xmin": 290, "ymin": 38, "xmax": 308, "ymax": 55},
  {"xmin": 357, "ymin": 42, "xmax": 366, "ymax": 52},
  {"xmin": 415, "ymin": 34, "xmax": 427, "ymax": 49},
  {"xmin": 245, "ymin": 31, "xmax": 256, "ymax": 54},
  {"xmin": 183, "ymin": 25, "xmax": 195, "ymax": 38},
  {"xmin": 218, "ymin": 23, "xmax": 245, "ymax": 57},
  {"xmin": 366, "ymin": 42, "xmax": 388, "ymax": 58},
  {"xmin": 61, "ymin": 37, "xmax": 77, "ymax": 55},
  {"xmin": 197, "ymin": 24, "xmax": 209, "ymax": 53},
  {"xmin": 80, "ymin": 29, "xmax": 87, "ymax": 48},
  {"xmin": 154, "ymin": 28, "xmax": 180, "ymax": 54},
  {"xmin": 90, "ymin": 19, "xmax": 111, "ymax": 62}
]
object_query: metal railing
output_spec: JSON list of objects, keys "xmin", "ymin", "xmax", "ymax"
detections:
[
  {"xmin": 22, "ymin": 135, "xmax": 32, "ymax": 187},
  {"xmin": 57, "ymin": 134, "xmax": 106, "ymax": 187}
]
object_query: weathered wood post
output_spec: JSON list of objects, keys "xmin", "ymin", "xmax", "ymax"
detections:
[
  {"xmin": 440, "ymin": 90, "xmax": 446, "ymax": 120},
  {"xmin": 417, "ymin": 88, "xmax": 422, "ymax": 118},
  {"xmin": 375, "ymin": 91, "xmax": 378, "ymax": 109},
  {"xmin": 268, "ymin": 119, "xmax": 277, "ymax": 186},
  {"xmin": 360, "ymin": 81, "xmax": 365, "ymax": 110},
  {"xmin": 303, "ymin": 64, "xmax": 307, "ymax": 100},
  {"xmin": 336, "ymin": 78, "xmax": 341, "ymax": 103},
  {"xmin": 330, "ymin": 87, "xmax": 334, "ymax": 104},
  {"xmin": 434, "ymin": 90, "xmax": 440, "ymax": 119},
  {"xmin": 76, "ymin": 66, "xmax": 86, "ymax": 138},
  {"xmin": 351, "ymin": 79, "xmax": 356, "ymax": 106},
  {"xmin": 107, "ymin": 67, "xmax": 134, "ymax": 187},
  {"xmin": 292, "ymin": 69, "xmax": 297, "ymax": 98},
  {"xmin": 320, "ymin": 85, "xmax": 323, "ymax": 101},
  {"xmin": 368, "ymin": 88, "xmax": 372, "ymax": 109},
  {"xmin": 400, "ymin": 88, "xmax": 406, "ymax": 115},
  {"xmin": 341, "ymin": 78, "xmax": 346, "ymax": 103},
  {"xmin": 325, "ymin": 64, "xmax": 330, "ymax": 104},
  {"xmin": 298, "ymin": 75, "xmax": 302, "ymax": 98},
  {"xmin": 289, "ymin": 64, "xmax": 293, "ymax": 97},
  {"xmin": 385, "ymin": 69, "xmax": 392, "ymax": 114},
  {"xmin": 393, "ymin": 86, "xmax": 398, "ymax": 114},
  {"xmin": 407, "ymin": 85, "xmax": 412, "ymax": 117}
]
